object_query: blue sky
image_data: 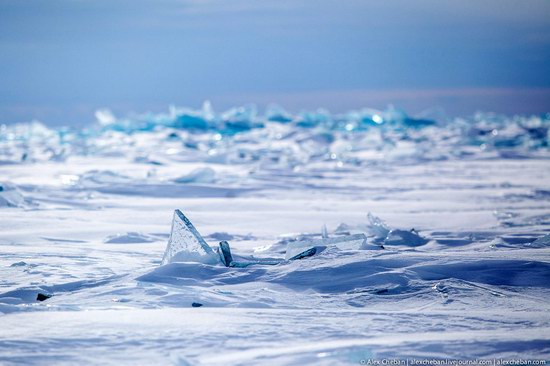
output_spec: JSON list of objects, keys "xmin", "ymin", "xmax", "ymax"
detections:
[{"xmin": 1, "ymin": 0, "xmax": 549, "ymax": 126}]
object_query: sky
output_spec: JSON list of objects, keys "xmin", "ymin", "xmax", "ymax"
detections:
[{"xmin": 1, "ymin": 0, "xmax": 549, "ymax": 126}]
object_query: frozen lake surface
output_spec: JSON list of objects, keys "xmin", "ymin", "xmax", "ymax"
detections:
[{"xmin": 1, "ymin": 106, "xmax": 549, "ymax": 364}]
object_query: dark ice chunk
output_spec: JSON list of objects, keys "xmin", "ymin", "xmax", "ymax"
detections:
[
  {"xmin": 36, "ymin": 293, "xmax": 51, "ymax": 302},
  {"xmin": 218, "ymin": 241, "xmax": 234, "ymax": 267}
]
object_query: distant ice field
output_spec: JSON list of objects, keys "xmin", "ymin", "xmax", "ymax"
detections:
[{"xmin": 1, "ymin": 106, "xmax": 549, "ymax": 364}]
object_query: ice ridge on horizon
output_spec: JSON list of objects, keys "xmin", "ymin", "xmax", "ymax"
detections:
[{"xmin": 1, "ymin": 103, "xmax": 548, "ymax": 166}]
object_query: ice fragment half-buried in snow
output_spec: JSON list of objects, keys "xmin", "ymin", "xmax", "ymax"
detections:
[
  {"xmin": 218, "ymin": 241, "xmax": 234, "ymax": 267},
  {"xmin": 366, "ymin": 212, "xmax": 390, "ymax": 241},
  {"xmin": 284, "ymin": 233, "xmax": 371, "ymax": 260},
  {"xmin": 161, "ymin": 210, "xmax": 219, "ymax": 265}
]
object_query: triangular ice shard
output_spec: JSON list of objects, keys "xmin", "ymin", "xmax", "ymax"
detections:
[{"xmin": 161, "ymin": 210, "xmax": 219, "ymax": 265}]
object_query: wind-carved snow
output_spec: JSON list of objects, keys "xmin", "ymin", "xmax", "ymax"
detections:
[{"xmin": 161, "ymin": 209, "xmax": 219, "ymax": 265}]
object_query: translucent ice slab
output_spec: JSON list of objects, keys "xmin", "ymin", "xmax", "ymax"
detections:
[
  {"xmin": 366, "ymin": 212, "xmax": 390, "ymax": 241},
  {"xmin": 285, "ymin": 233, "xmax": 370, "ymax": 260},
  {"xmin": 161, "ymin": 210, "xmax": 219, "ymax": 265},
  {"xmin": 218, "ymin": 241, "xmax": 283, "ymax": 267},
  {"xmin": 230, "ymin": 255, "xmax": 284, "ymax": 268}
]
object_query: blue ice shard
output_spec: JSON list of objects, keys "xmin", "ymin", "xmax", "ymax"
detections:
[
  {"xmin": 161, "ymin": 210, "xmax": 219, "ymax": 265},
  {"xmin": 284, "ymin": 233, "xmax": 371, "ymax": 260},
  {"xmin": 265, "ymin": 104, "xmax": 293, "ymax": 123},
  {"xmin": 170, "ymin": 101, "xmax": 215, "ymax": 131},
  {"xmin": 221, "ymin": 104, "xmax": 262, "ymax": 132}
]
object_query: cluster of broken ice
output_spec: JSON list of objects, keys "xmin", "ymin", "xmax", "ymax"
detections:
[
  {"xmin": 284, "ymin": 233, "xmax": 373, "ymax": 260},
  {"xmin": 161, "ymin": 207, "xmax": 550, "ymax": 274},
  {"xmin": 1, "ymin": 105, "xmax": 548, "ymax": 166},
  {"xmin": 161, "ymin": 209, "xmax": 384, "ymax": 267},
  {"xmin": 164, "ymin": 208, "xmax": 550, "ymax": 268},
  {"xmin": 367, "ymin": 213, "xmax": 428, "ymax": 246},
  {"xmin": 160, "ymin": 209, "xmax": 438, "ymax": 268},
  {"xmin": 337, "ymin": 212, "xmax": 429, "ymax": 247}
]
